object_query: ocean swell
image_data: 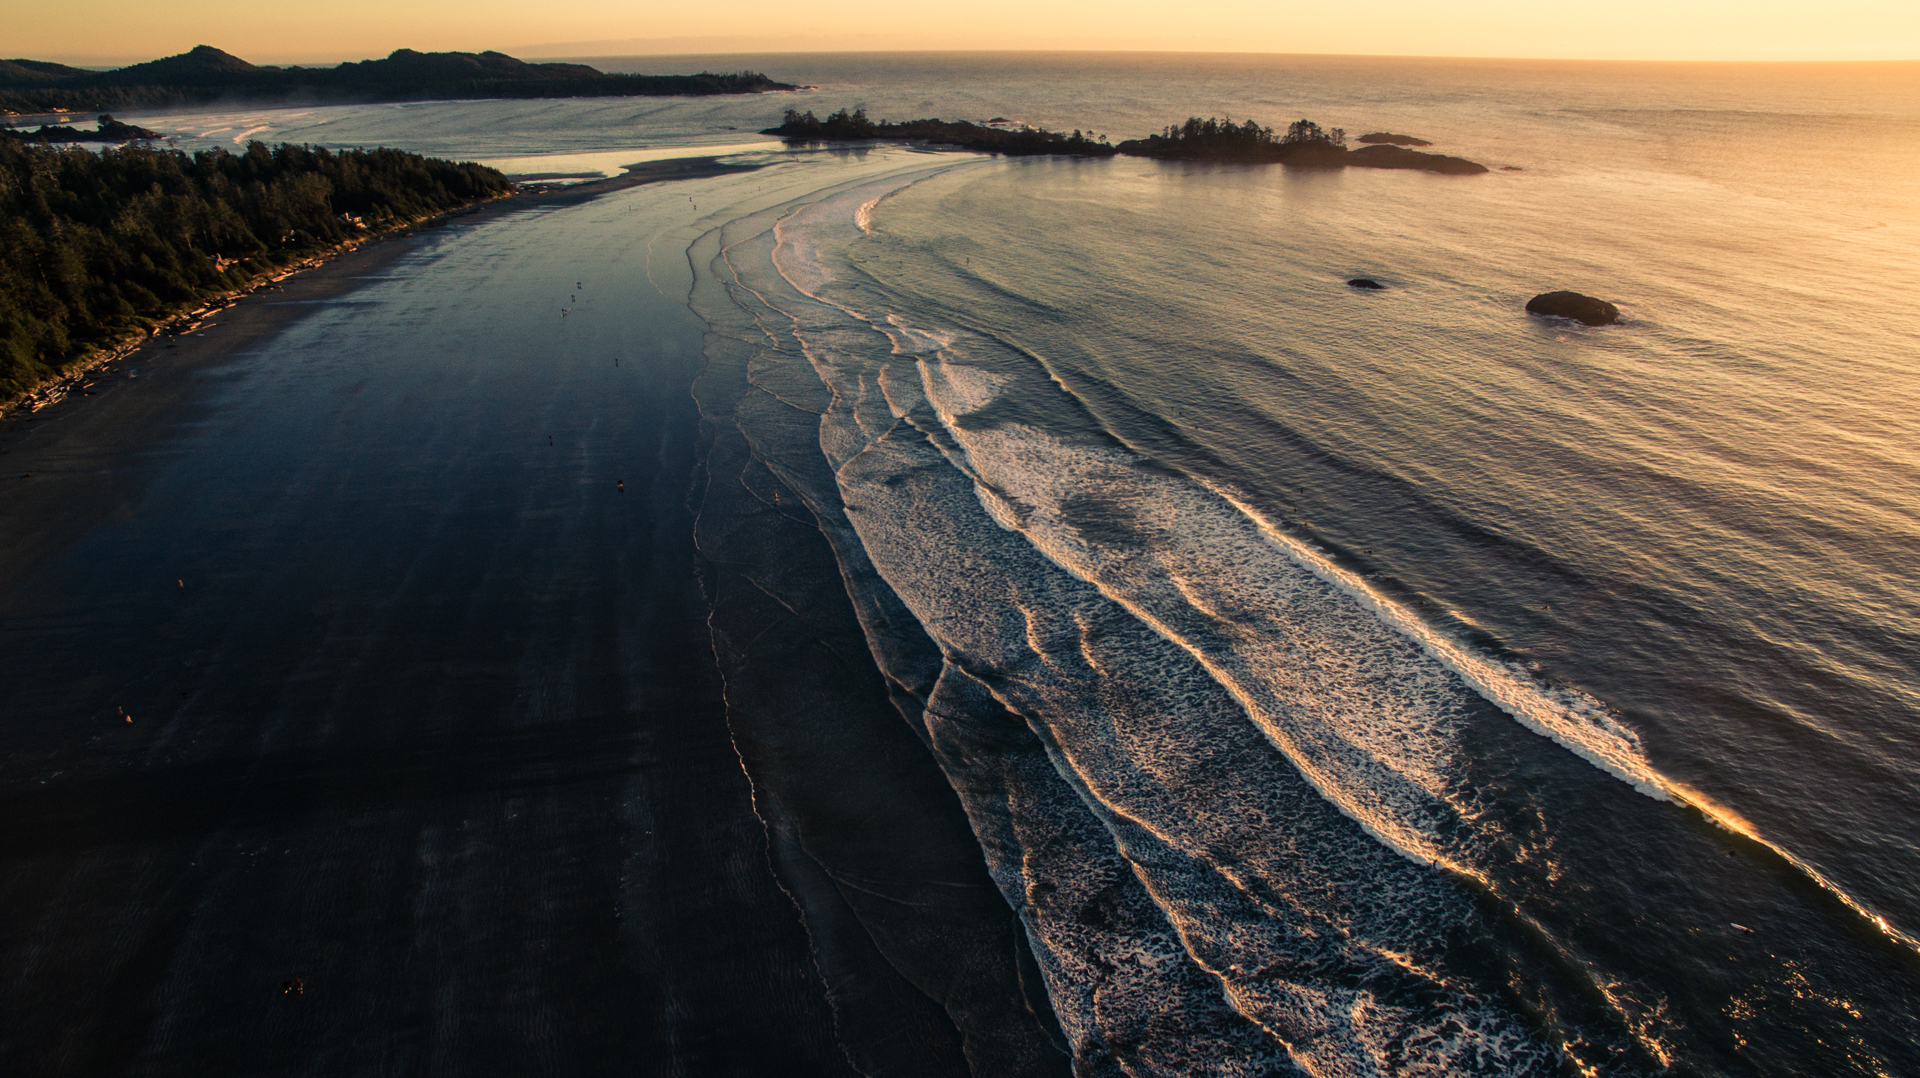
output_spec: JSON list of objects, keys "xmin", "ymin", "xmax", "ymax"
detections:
[{"xmin": 686, "ymin": 167, "xmax": 1593, "ymax": 1075}]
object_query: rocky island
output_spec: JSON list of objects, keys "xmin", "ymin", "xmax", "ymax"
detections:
[
  {"xmin": 1116, "ymin": 118, "xmax": 1488, "ymax": 173},
  {"xmin": 0, "ymin": 46, "xmax": 795, "ymax": 113},
  {"xmin": 766, "ymin": 108, "xmax": 1115, "ymax": 156},
  {"xmin": 1526, "ymin": 291, "xmax": 1622, "ymax": 325},
  {"xmin": 1, "ymin": 113, "xmax": 162, "ymax": 143},
  {"xmin": 767, "ymin": 111, "xmax": 1488, "ymax": 174}
]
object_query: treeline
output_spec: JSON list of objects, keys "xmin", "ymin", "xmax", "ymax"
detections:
[
  {"xmin": 1118, "ymin": 117, "xmax": 1348, "ymax": 160},
  {"xmin": 0, "ymin": 46, "xmax": 795, "ymax": 113},
  {"xmin": 0, "ymin": 139, "xmax": 510, "ymax": 397},
  {"xmin": 1118, "ymin": 116, "xmax": 1487, "ymax": 173},
  {"xmin": 767, "ymin": 108, "xmax": 1115, "ymax": 157},
  {"xmin": 761, "ymin": 109, "xmax": 1482, "ymax": 174}
]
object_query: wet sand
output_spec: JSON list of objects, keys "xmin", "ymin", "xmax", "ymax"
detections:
[
  {"xmin": 0, "ymin": 157, "xmax": 764, "ymax": 577},
  {"xmin": 0, "ymin": 161, "xmax": 857, "ymax": 1075}
]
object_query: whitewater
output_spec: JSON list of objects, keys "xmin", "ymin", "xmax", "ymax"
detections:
[
  {"xmin": 687, "ymin": 167, "xmax": 1619, "ymax": 1076},
  {"xmin": 22, "ymin": 44, "xmax": 1920, "ymax": 1076},
  {"xmin": 683, "ymin": 110, "xmax": 1920, "ymax": 1066}
]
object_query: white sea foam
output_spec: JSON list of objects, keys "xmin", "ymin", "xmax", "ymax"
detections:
[
  {"xmin": 729, "ymin": 168, "xmax": 1338, "ymax": 1075},
  {"xmin": 744, "ymin": 177, "xmax": 1568, "ymax": 1075},
  {"xmin": 911, "ymin": 363, "xmax": 1474, "ymax": 868},
  {"xmin": 767, "ymin": 171, "xmax": 1666, "ymax": 828}
]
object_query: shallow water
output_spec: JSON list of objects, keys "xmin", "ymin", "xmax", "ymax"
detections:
[{"xmin": 97, "ymin": 52, "xmax": 1920, "ymax": 1074}]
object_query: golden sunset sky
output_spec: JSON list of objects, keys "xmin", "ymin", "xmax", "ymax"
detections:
[{"xmin": 13, "ymin": 0, "xmax": 1917, "ymax": 65}]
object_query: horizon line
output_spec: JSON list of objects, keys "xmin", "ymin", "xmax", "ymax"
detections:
[{"xmin": 17, "ymin": 43, "xmax": 1920, "ymax": 69}]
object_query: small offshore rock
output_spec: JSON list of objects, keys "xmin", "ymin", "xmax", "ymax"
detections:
[
  {"xmin": 1526, "ymin": 291, "xmax": 1621, "ymax": 326},
  {"xmin": 1346, "ymin": 143, "xmax": 1489, "ymax": 174},
  {"xmin": 1348, "ymin": 278, "xmax": 1386, "ymax": 290},
  {"xmin": 1356, "ymin": 132, "xmax": 1432, "ymax": 147}
]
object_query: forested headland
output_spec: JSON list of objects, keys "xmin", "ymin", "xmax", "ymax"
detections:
[
  {"xmin": 0, "ymin": 46, "xmax": 795, "ymax": 113},
  {"xmin": 769, "ymin": 109, "xmax": 1488, "ymax": 174},
  {"xmin": 0, "ymin": 139, "xmax": 511, "ymax": 400}
]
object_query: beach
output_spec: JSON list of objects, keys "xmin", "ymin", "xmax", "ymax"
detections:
[{"xmin": 0, "ymin": 162, "xmax": 870, "ymax": 1075}]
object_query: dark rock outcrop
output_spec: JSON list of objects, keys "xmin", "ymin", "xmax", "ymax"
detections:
[
  {"xmin": 1356, "ymin": 132, "xmax": 1431, "ymax": 146},
  {"xmin": 1526, "ymin": 291, "xmax": 1621, "ymax": 326},
  {"xmin": 1, "ymin": 113, "xmax": 162, "ymax": 143},
  {"xmin": 1348, "ymin": 278, "xmax": 1385, "ymax": 290},
  {"xmin": 1346, "ymin": 144, "xmax": 1488, "ymax": 174}
]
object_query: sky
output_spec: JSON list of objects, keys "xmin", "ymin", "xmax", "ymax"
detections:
[{"xmin": 11, "ymin": 0, "xmax": 1918, "ymax": 65}]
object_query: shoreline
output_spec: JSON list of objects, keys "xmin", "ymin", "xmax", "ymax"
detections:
[
  {"xmin": 0, "ymin": 198, "xmax": 512, "ymax": 422},
  {"xmin": 0, "ymin": 165, "xmax": 860, "ymax": 1073},
  {"xmin": 0, "ymin": 154, "xmax": 767, "ymax": 580},
  {"xmin": 0, "ymin": 155, "xmax": 768, "ymax": 422}
]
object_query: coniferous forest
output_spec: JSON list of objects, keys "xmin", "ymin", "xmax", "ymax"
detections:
[{"xmin": 0, "ymin": 140, "xmax": 511, "ymax": 398}]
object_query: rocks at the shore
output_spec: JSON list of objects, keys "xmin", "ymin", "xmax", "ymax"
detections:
[
  {"xmin": 1348, "ymin": 278, "xmax": 1385, "ymax": 289},
  {"xmin": 1356, "ymin": 132, "xmax": 1432, "ymax": 146},
  {"xmin": 1107, "ymin": 137, "xmax": 1488, "ymax": 174},
  {"xmin": 1526, "ymin": 291, "xmax": 1621, "ymax": 326},
  {"xmin": 1347, "ymin": 144, "xmax": 1489, "ymax": 175},
  {"xmin": 1, "ymin": 113, "xmax": 163, "ymax": 143}
]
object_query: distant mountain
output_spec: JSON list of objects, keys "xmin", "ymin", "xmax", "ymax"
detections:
[
  {"xmin": 0, "ymin": 46, "xmax": 795, "ymax": 113},
  {"xmin": 0, "ymin": 59, "xmax": 94, "ymax": 83},
  {"xmin": 84, "ymin": 45, "xmax": 267, "ymax": 88}
]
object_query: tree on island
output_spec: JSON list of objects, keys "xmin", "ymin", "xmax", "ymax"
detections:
[
  {"xmin": 1119, "ymin": 115, "xmax": 1335, "ymax": 161},
  {"xmin": 765, "ymin": 108, "xmax": 1483, "ymax": 173},
  {"xmin": 1159, "ymin": 116, "xmax": 1277, "ymax": 147},
  {"xmin": 1133, "ymin": 116, "xmax": 1346, "ymax": 158},
  {"xmin": 768, "ymin": 108, "xmax": 1113, "ymax": 157},
  {"xmin": 779, "ymin": 107, "xmax": 878, "ymax": 139},
  {"xmin": 1281, "ymin": 119, "xmax": 1346, "ymax": 148}
]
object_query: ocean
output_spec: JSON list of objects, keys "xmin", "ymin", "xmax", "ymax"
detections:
[{"xmin": 112, "ymin": 52, "xmax": 1920, "ymax": 1075}]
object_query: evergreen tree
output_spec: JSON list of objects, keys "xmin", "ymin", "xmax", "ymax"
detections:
[{"xmin": 0, "ymin": 140, "xmax": 511, "ymax": 398}]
